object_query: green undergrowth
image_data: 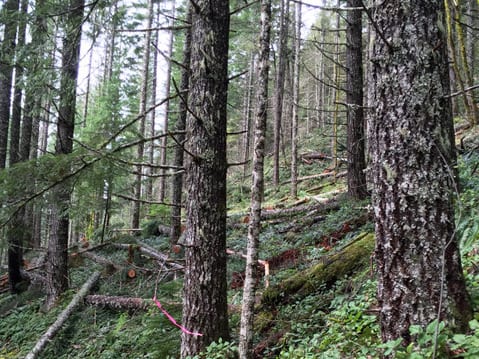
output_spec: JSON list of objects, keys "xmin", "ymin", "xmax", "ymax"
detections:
[{"xmin": 2, "ymin": 151, "xmax": 479, "ymax": 358}]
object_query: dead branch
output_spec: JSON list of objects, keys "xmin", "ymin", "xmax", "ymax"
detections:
[{"xmin": 25, "ymin": 271, "xmax": 101, "ymax": 359}]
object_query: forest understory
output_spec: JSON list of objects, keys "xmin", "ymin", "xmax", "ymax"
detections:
[{"xmin": 1, "ymin": 124, "xmax": 479, "ymax": 359}]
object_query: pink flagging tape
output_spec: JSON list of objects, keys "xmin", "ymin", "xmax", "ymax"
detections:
[{"xmin": 152, "ymin": 296, "xmax": 203, "ymax": 336}]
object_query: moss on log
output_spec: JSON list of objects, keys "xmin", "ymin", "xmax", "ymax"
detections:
[{"xmin": 261, "ymin": 232, "xmax": 375, "ymax": 307}]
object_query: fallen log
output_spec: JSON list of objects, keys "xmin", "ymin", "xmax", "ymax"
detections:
[
  {"xmin": 25, "ymin": 271, "xmax": 101, "ymax": 359},
  {"xmin": 280, "ymin": 170, "xmax": 347, "ymax": 185},
  {"xmin": 229, "ymin": 197, "xmax": 341, "ymax": 223},
  {"xmin": 111, "ymin": 242, "xmax": 184, "ymax": 271},
  {"xmin": 85, "ymin": 295, "xmax": 150, "ymax": 311},
  {"xmin": 260, "ymin": 232, "xmax": 374, "ymax": 307},
  {"xmin": 80, "ymin": 251, "xmax": 123, "ymax": 271}
]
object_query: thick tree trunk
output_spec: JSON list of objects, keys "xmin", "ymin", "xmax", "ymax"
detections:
[
  {"xmin": 45, "ymin": 0, "xmax": 84, "ymax": 309},
  {"xmin": 170, "ymin": 5, "xmax": 192, "ymax": 244},
  {"xmin": 239, "ymin": 0, "xmax": 271, "ymax": 357},
  {"xmin": 346, "ymin": 0, "xmax": 367, "ymax": 200},
  {"xmin": 371, "ymin": 0, "xmax": 472, "ymax": 344},
  {"xmin": 180, "ymin": 0, "xmax": 230, "ymax": 356}
]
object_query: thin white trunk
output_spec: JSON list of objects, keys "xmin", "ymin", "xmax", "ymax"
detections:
[{"xmin": 239, "ymin": 0, "xmax": 271, "ymax": 357}]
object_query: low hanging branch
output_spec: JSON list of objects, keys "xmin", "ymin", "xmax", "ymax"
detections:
[{"xmin": 25, "ymin": 271, "xmax": 101, "ymax": 359}]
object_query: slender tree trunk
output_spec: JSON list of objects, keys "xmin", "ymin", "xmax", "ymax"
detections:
[
  {"xmin": 45, "ymin": 0, "xmax": 84, "ymax": 309},
  {"xmin": 331, "ymin": 1, "xmax": 341, "ymax": 170},
  {"xmin": 241, "ymin": 53, "xmax": 255, "ymax": 180},
  {"xmin": 181, "ymin": 0, "xmax": 230, "ymax": 356},
  {"xmin": 0, "ymin": 0, "xmax": 20, "ymax": 168},
  {"xmin": 346, "ymin": 0, "xmax": 367, "ymax": 199},
  {"xmin": 6, "ymin": 0, "xmax": 28, "ymax": 293},
  {"xmin": 452, "ymin": 0, "xmax": 478, "ymax": 125},
  {"xmin": 146, "ymin": 2, "xmax": 160, "ymax": 202},
  {"xmin": 371, "ymin": 0, "xmax": 472, "ymax": 344},
  {"xmin": 272, "ymin": 0, "xmax": 289, "ymax": 187},
  {"xmin": 157, "ymin": 2, "xmax": 176, "ymax": 203},
  {"xmin": 290, "ymin": 1, "xmax": 301, "ymax": 199},
  {"xmin": 170, "ymin": 5, "xmax": 192, "ymax": 244},
  {"xmin": 9, "ymin": 0, "xmax": 27, "ymax": 165},
  {"xmin": 132, "ymin": 0, "xmax": 154, "ymax": 229},
  {"xmin": 444, "ymin": 0, "xmax": 476, "ymax": 125},
  {"xmin": 239, "ymin": 1, "xmax": 271, "ymax": 357}
]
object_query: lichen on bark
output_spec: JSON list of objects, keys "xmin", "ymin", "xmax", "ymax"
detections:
[{"xmin": 370, "ymin": 0, "xmax": 472, "ymax": 344}]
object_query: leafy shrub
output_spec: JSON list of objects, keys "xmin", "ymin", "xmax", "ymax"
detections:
[{"xmin": 186, "ymin": 338, "xmax": 238, "ymax": 359}]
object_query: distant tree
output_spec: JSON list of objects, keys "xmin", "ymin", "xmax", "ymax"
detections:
[
  {"xmin": 45, "ymin": 0, "xmax": 84, "ymax": 309},
  {"xmin": 170, "ymin": 5, "xmax": 192, "ymax": 244},
  {"xmin": 370, "ymin": 0, "xmax": 472, "ymax": 344},
  {"xmin": 272, "ymin": 0, "xmax": 289, "ymax": 187},
  {"xmin": 5, "ymin": 0, "xmax": 26, "ymax": 294},
  {"xmin": 157, "ymin": 1, "xmax": 175, "ymax": 203},
  {"xmin": 180, "ymin": 0, "xmax": 230, "ymax": 356},
  {"xmin": 290, "ymin": 1, "xmax": 301, "ymax": 199},
  {"xmin": 345, "ymin": 0, "xmax": 367, "ymax": 200},
  {"xmin": 132, "ymin": 0, "xmax": 154, "ymax": 229},
  {"xmin": 0, "ymin": 0, "xmax": 20, "ymax": 168}
]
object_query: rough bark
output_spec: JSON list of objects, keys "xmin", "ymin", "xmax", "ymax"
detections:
[
  {"xmin": 346, "ymin": 0, "xmax": 367, "ymax": 200},
  {"xmin": 370, "ymin": 0, "xmax": 472, "ymax": 344},
  {"xmin": 239, "ymin": 0, "xmax": 271, "ymax": 357},
  {"xmin": 180, "ymin": 0, "xmax": 230, "ymax": 356},
  {"xmin": 45, "ymin": 0, "xmax": 84, "ymax": 309},
  {"xmin": 25, "ymin": 271, "xmax": 101, "ymax": 359}
]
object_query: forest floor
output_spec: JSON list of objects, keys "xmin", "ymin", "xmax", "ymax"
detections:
[{"xmin": 1, "ymin": 125, "xmax": 479, "ymax": 358}]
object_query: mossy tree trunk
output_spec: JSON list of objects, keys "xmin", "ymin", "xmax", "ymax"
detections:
[
  {"xmin": 180, "ymin": 0, "xmax": 230, "ymax": 357},
  {"xmin": 370, "ymin": 0, "xmax": 472, "ymax": 344}
]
